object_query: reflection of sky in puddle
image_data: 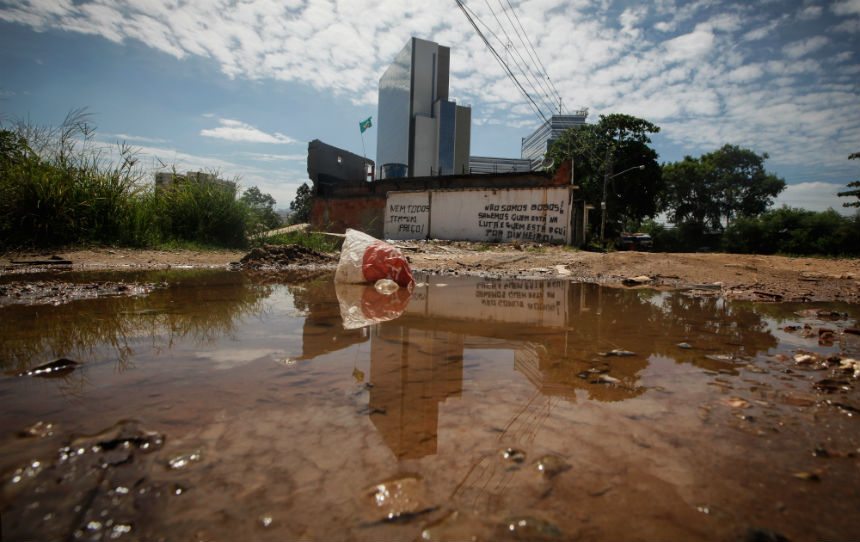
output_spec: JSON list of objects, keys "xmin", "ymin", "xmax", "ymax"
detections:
[{"xmin": 0, "ymin": 271, "xmax": 858, "ymax": 541}]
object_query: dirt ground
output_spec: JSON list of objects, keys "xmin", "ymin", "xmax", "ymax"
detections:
[{"xmin": 1, "ymin": 243, "xmax": 858, "ymax": 304}]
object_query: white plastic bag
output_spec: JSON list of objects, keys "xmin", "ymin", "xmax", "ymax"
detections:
[{"xmin": 335, "ymin": 228, "xmax": 415, "ymax": 287}]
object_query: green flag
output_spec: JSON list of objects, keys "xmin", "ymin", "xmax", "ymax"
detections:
[{"xmin": 359, "ymin": 116, "xmax": 372, "ymax": 133}]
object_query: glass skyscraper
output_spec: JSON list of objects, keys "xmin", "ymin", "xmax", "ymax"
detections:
[
  {"xmin": 521, "ymin": 111, "xmax": 589, "ymax": 170},
  {"xmin": 377, "ymin": 38, "xmax": 471, "ymax": 179}
]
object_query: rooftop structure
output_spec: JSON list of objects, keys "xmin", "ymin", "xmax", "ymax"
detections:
[
  {"xmin": 521, "ymin": 111, "xmax": 589, "ymax": 170},
  {"xmin": 376, "ymin": 37, "xmax": 471, "ymax": 179},
  {"xmin": 468, "ymin": 156, "xmax": 532, "ymax": 174}
]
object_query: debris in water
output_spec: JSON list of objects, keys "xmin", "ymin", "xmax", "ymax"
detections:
[
  {"xmin": 533, "ymin": 455, "xmax": 571, "ymax": 479},
  {"xmin": 838, "ymin": 358, "xmax": 860, "ymax": 378},
  {"xmin": 677, "ymin": 342, "xmax": 693, "ymax": 349},
  {"xmin": 18, "ymin": 358, "xmax": 79, "ymax": 378},
  {"xmin": 166, "ymin": 450, "xmax": 202, "ymax": 470},
  {"xmin": 500, "ymin": 448, "xmax": 526, "ymax": 464},
  {"xmin": 374, "ymin": 278, "xmax": 399, "ymax": 294},
  {"xmin": 598, "ymin": 349, "xmax": 635, "ymax": 357},
  {"xmin": 792, "ymin": 471, "xmax": 821, "ymax": 482},
  {"xmin": 499, "ymin": 516, "xmax": 564, "ymax": 541},
  {"xmin": 363, "ymin": 473, "xmax": 431, "ymax": 522},
  {"xmin": 17, "ymin": 421, "xmax": 56, "ymax": 438},
  {"xmin": 420, "ymin": 510, "xmax": 491, "ymax": 541}
]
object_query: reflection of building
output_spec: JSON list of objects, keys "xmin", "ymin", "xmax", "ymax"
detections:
[
  {"xmin": 377, "ymin": 37, "xmax": 471, "ymax": 179},
  {"xmin": 369, "ymin": 325, "xmax": 463, "ymax": 459},
  {"xmin": 521, "ymin": 112, "xmax": 589, "ymax": 170}
]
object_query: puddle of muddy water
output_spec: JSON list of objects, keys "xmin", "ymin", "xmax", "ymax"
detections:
[{"xmin": 0, "ymin": 270, "xmax": 858, "ymax": 541}]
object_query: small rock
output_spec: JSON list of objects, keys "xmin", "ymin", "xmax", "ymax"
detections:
[
  {"xmin": 18, "ymin": 358, "xmax": 79, "ymax": 378},
  {"xmin": 622, "ymin": 275, "xmax": 652, "ymax": 286},
  {"xmin": 533, "ymin": 455, "xmax": 571, "ymax": 479},
  {"xmin": 500, "ymin": 448, "xmax": 526, "ymax": 464},
  {"xmin": 677, "ymin": 342, "xmax": 692, "ymax": 349}
]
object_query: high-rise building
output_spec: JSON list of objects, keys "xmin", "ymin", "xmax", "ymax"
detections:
[
  {"xmin": 377, "ymin": 37, "xmax": 471, "ymax": 179},
  {"xmin": 520, "ymin": 111, "xmax": 589, "ymax": 170}
]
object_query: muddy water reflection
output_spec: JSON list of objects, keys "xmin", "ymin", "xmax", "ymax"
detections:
[{"xmin": 0, "ymin": 272, "xmax": 858, "ymax": 541}]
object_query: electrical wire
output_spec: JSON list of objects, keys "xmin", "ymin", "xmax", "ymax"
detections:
[{"xmin": 455, "ymin": 0, "xmax": 550, "ymax": 124}]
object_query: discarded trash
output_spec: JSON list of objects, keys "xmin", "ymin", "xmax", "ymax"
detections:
[
  {"xmin": 374, "ymin": 278, "xmax": 399, "ymax": 294},
  {"xmin": 18, "ymin": 358, "xmax": 79, "ymax": 378},
  {"xmin": 336, "ymin": 282, "xmax": 413, "ymax": 330},
  {"xmin": 335, "ymin": 229, "xmax": 414, "ymax": 287}
]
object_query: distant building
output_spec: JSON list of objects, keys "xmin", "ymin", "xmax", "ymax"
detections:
[
  {"xmin": 377, "ymin": 37, "xmax": 471, "ymax": 179},
  {"xmin": 468, "ymin": 156, "xmax": 532, "ymax": 174},
  {"xmin": 307, "ymin": 139, "xmax": 374, "ymax": 191},
  {"xmin": 520, "ymin": 111, "xmax": 589, "ymax": 170}
]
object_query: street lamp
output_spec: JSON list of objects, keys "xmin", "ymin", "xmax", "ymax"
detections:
[{"xmin": 600, "ymin": 164, "xmax": 645, "ymax": 242}]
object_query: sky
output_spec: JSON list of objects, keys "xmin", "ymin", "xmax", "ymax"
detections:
[{"xmin": 1, "ymin": 0, "xmax": 858, "ymax": 215}]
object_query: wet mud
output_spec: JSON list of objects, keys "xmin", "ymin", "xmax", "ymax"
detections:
[{"xmin": 0, "ymin": 270, "xmax": 858, "ymax": 541}]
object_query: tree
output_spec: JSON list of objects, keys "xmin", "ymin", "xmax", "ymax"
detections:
[
  {"xmin": 289, "ymin": 182, "xmax": 312, "ymax": 224},
  {"xmin": 240, "ymin": 186, "xmax": 281, "ymax": 231},
  {"xmin": 545, "ymin": 114, "xmax": 664, "ymax": 238},
  {"xmin": 837, "ymin": 152, "xmax": 860, "ymax": 208},
  {"xmin": 662, "ymin": 144, "xmax": 786, "ymax": 231}
]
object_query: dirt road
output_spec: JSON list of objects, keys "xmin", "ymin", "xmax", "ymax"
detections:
[{"xmin": 2, "ymin": 244, "xmax": 858, "ymax": 303}]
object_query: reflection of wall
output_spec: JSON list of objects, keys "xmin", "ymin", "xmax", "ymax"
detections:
[{"xmin": 368, "ymin": 324, "xmax": 463, "ymax": 460}]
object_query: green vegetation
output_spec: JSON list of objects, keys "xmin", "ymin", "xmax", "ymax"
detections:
[
  {"xmin": 0, "ymin": 111, "xmax": 283, "ymax": 250},
  {"xmin": 549, "ymin": 116, "xmax": 859, "ymax": 256},
  {"xmin": 546, "ymin": 113, "xmax": 664, "ymax": 240},
  {"xmin": 289, "ymin": 182, "xmax": 312, "ymax": 224},
  {"xmin": 258, "ymin": 230, "xmax": 341, "ymax": 252},
  {"xmin": 722, "ymin": 207, "xmax": 860, "ymax": 256},
  {"xmin": 837, "ymin": 152, "xmax": 859, "ymax": 208}
]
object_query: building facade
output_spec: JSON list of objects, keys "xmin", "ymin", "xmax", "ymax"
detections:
[
  {"xmin": 468, "ymin": 156, "xmax": 532, "ymax": 174},
  {"xmin": 377, "ymin": 37, "xmax": 471, "ymax": 179},
  {"xmin": 520, "ymin": 111, "xmax": 589, "ymax": 170}
]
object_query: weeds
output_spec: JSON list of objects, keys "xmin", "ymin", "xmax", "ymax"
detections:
[
  {"xmin": 259, "ymin": 230, "xmax": 342, "ymax": 252},
  {"xmin": 0, "ymin": 111, "xmax": 264, "ymax": 250}
]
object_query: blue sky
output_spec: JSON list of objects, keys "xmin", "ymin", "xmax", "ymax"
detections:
[{"xmin": 1, "ymin": 0, "xmax": 858, "ymax": 214}]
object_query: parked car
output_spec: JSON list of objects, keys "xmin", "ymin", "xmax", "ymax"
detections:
[{"xmin": 619, "ymin": 232, "xmax": 653, "ymax": 251}]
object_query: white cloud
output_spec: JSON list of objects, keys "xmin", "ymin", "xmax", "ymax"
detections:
[
  {"xmin": 831, "ymin": 0, "xmax": 860, "ymax": 16},
  {"xmin": 798, "ymin": 5, "xmax": 823, "ymax": 20},
  {"xmin": 783, "ymin": 36, "xmax": 830, "ymax": 59},
  {"xmin": 662, "ymin": 24, "xmax": 715, "ymax": 62},
  {"xmin": 200, "ymin": 118, "xmax": 298, "ymax": 144},
  {"xmin": 2, "ymin": 0, "xmax": 858, "ymax": 207},
  {"xmin": 773, "ymin": 182, "xmax": 857, "ymax": 215}
]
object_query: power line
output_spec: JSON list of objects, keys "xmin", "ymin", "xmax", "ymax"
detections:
[
  {"xmin": 498, "ymin": 0, "xmax": 565, "ymax": 113},
  {"xmin": 455, "ymin": 0, "xmax": 550, "ymax": 124},
  {"xmin": 479, "ymin": 0, "xmax": 558, "ymax": 116}
]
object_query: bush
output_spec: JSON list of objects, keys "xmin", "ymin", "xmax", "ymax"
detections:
[
  {"xmin": 1, "ymin": 112, "xmax": 255, "ymax": 250},
  {"xmin": 722, "ymin": 207, "xmax": 860, "ymax": 256}
]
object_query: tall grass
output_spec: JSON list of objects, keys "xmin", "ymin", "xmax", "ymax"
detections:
[{"xmin": 0, "ymin": 110, "xmax": 253, "ymax": 250}]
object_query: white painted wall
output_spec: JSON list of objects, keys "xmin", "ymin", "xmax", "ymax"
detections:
[
  {"xmin": 384, "ymin": 191, "xmax": 430, "ymax": 240},
  {"xmin": 384, "ymin": 186, "xmax": 572, "ymax": 244}
]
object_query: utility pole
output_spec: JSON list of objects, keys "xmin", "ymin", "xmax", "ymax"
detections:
[{"xmin": 600, "ymin": 151, "xmax": 613, "ymax": 243}]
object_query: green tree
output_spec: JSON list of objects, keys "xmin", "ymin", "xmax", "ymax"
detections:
[
  {"xmin": 545, "ymin": 114, "xmax": 664, "ymax": 239},
  {"xmin": 240, "ymin": 185, "xmax": 281, "ymax": 231},
  {"xmin": 837, "ymin": 152, "xmax": 860, "ymax": 208},
  {"xmin": 289, "ymin": 182, "xmax": 312, "ymax": 224},
  {"xmin": 662, "ymin": 144, "xmax": 786, "ymax": 231}
]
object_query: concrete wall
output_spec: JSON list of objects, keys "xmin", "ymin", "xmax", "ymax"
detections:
[
  {"xmin": 310, "ymin": 166, "xmax": 586, "ymax": 243},
  {"xmin": 384, "ymin": 186, "xmax": 573, "ymax": 244},
  {"xmin": 311, "ymin": 196, "xmax": 387, "ymax": 238}
]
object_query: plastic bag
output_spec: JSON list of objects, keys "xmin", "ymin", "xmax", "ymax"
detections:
[
  {"xmin": 335, "ymin": 229, "xmax": 415, "ymax": 287},
  {"xmin": 336, "ymin": 282, "xmax": 413, "ymax": 329}
]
